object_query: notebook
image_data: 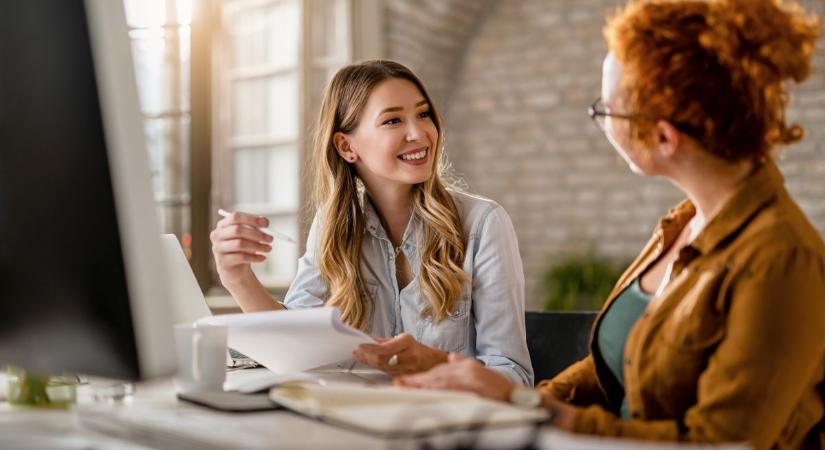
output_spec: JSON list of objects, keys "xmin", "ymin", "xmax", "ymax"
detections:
[{"xmin": 267, "ymin": 382, "xmax": 550, "ymax": 438}]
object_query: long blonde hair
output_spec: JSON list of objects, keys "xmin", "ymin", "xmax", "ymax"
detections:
[{"xmin": 309, "ymin": 60, "xmax": 468, "ymax": 330}]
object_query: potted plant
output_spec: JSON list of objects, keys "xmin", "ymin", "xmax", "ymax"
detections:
[{"xmin": 542, "ymin": 255, "xmax": 626, "ymax": 311}]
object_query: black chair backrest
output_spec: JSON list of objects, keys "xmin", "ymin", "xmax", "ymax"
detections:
[{"xmin": 526, "ymin": 311, "xmax": 597, "ymax": 384}]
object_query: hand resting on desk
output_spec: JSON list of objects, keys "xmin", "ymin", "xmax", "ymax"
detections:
[
  {"xmin": 395, "ymin": 353, "xmax": 577, "ymax": 430},
  {"xmin": 352, "ymin": 332, "xmax": 448, "ymax": 376}
]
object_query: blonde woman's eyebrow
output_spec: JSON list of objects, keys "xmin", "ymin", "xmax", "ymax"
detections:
[
  {"xmin": 378, "ymin": 106, "xmax": 403, "ymax": 115},
  {"xmin": 377, "ymin": 100, "xmax": 429, "ymax": 116}
]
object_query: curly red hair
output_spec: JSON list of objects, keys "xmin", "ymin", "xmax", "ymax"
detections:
[{"xmin": 605, "ymin": 0, "xmax": 820, "ymax": 162}]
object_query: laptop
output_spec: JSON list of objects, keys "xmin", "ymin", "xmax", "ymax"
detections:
[
  {"xmin": 160, "ymin": 234, "xmax": 389, "ymax": 389},
  {"xmin": 160, "ymin": 234, "xmax": 258, "ymax": 368}
]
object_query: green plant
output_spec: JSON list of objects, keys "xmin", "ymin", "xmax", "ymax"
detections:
[
  {"xmin": 542, "ymin": 256, "xmax": 626, "ymax": 311},
  {"xmin": 5, "ymin": 367, "xmax": 78, "ymax": 408}
]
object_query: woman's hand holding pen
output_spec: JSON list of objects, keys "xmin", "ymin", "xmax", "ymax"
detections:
[
  {"xmin": 210, "ymin": 210, "xmax": 273, "ymax": 288},
  {"xmin": 352, "ymin": 333, "xmax": 448, "ymax": 376}
]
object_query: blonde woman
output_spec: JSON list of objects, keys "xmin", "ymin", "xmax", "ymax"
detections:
[{"xmin": 210, "ymin": 60, "xmax": 533, "ymax": 385}]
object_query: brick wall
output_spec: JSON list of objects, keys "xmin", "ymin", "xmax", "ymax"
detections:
[
  {"xmin": 384, "ymin": 0, "xmax": 496, "ymax": 108},
  {"xmin": 385, "ymin": 0, "xmax": 825, "ymax": 310}
]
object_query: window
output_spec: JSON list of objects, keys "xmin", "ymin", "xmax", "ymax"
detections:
[
  {"xmin": 215, "ymin": 0, "xmax": 360, "ymax": 288},
  {"xmin": 124, "ymin": 0, "xmax": 382, "ymax": 291},
  {"xmin": 123, "ymin": 0, "xmax": 194, "ymax": 256}
]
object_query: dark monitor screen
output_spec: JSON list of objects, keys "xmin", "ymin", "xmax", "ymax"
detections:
[{"xmin": 0, "ymin": 0, "xmax": 141, "ymax": 379}]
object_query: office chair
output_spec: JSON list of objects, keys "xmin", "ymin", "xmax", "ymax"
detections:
[{"xmin": 525, "ymin": 311, "xmax": 597, "ymax": 384}]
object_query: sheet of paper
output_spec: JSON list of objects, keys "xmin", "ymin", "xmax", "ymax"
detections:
[
  {"xmin": 198, "ymin": 307, "xmax": 375, "ymax": 374},
  {"xmin": 224, "ymin": 367, "xmax": 322, "ymax": 393}
]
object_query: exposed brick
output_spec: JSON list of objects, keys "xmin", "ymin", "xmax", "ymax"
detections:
[{"xmin": 386, "ymin": 0, "xmax": 825, "ymax": 310}]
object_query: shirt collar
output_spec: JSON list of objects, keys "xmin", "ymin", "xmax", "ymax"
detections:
[
  {"xmin": 362, "ymin": 193, "xmax": 420, "ymax": 245},
  {"xmin": 654, "ymin": 199, "xmax": 697, "ymax": 252},
  {"xmin": 363, "ymin": 194, "xmax": 386, "ymax": 240},
  {"xmin": 689, "ymin": 160, "xmax": 783, "ymax": 255}
]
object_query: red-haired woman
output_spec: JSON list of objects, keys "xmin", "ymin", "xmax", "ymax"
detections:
[{"xmin": 397, "ymin": 1, "xmax": 825, "ymax": 448}]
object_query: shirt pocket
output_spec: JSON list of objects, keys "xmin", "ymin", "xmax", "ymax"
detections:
[
  {"xmin": 418, "ymin": 294, "xmax": 471, "ymax": 353},
  {"xmin": 660, "ymin": 269, "xmax": 726, "ymax": 351},
  {"xmin": 363, "ymin": 280, "xmax": 379, "ymax": 302},
  {"xmin": 651, "ymin": 270, "xmax": 726, "ymax": 412}
]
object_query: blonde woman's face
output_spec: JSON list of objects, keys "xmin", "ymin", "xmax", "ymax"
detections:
[{"xmin": 348, "ymin": 78, "xmax": 438, "ymax": 188}]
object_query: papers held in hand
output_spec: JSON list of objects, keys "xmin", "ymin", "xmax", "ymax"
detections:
[{"xmin": 199, "ymin": 307, "xmax": 375, "ymax": 374}]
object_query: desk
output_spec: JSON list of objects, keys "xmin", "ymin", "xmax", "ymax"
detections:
[
  {"xmin": 0, "ymin": 372, "xmax": 750, "ymax": 450},
  {"xmin": 0, "ymin": 371, "xmax": 543, "ymax": 450}
]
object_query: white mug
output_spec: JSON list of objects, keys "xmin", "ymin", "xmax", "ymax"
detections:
[{"xmin": 174, "ymin": 323, "xmax": 228, "ymax": 393}]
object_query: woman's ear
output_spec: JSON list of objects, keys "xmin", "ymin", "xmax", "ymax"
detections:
[
  {"xmin": 654, "ymin": 120, "xmax": 681, "ymax": 159},
  {"xmin": 333, "ymin": 132, "xmax": 358, "ymax": 163}
]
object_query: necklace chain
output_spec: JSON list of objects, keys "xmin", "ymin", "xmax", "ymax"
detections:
[{"xmin": 392, "ymin": 236, "xmax": 407, "ymax": 258}]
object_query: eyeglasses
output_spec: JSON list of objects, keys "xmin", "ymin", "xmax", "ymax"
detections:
[
  {"xmin": 587, "ymin": 97, "xmax": 638, "ymax": 133},
  {"xmin": 588, "ymin": 97, "xmax": 701, "ymax": 145}
]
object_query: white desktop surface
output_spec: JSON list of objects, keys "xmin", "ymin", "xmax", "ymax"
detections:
[
  {"xmin": 0, "ymin": 371, "xmax": 750, "ymax": 450},
  {"xmin": 1, "ymin": 376, "xmax": 389, "ymax": 450},
  {"xmin": 0, "ymin": 371, "xmax": 541, "ymax": 450}
]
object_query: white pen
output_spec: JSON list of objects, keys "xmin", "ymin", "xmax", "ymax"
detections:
[{"xmin": 217, "ymin": 208, "xmax": 296, "ymax": 244}]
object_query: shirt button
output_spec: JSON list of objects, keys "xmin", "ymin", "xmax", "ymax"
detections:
[{"xmin": 624, "ymin": 358, "xmax": 631, "ymax": 365}]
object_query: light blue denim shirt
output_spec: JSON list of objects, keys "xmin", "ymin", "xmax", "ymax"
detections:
[{"xmin": 283, "ymin": 190, "xmax": 534, "ymax": 386}]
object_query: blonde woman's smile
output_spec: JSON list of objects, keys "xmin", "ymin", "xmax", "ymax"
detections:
[{"xmin": 398, "ymin": 146, "xmax": 429, "ymax": 165}]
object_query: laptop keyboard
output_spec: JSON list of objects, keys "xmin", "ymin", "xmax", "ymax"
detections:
[{"xmin": 228, "ymin": 347, "xmax": 260, "ymax": 368}]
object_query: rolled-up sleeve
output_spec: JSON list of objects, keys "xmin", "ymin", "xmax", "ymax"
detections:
[
  {"xmin": 470, "ymin": 205, "xmax": 534, "ymax": 386},
  {"xmin": 539, "ymin": 354, "xmax": 609, "ymax": 406},
  {"xmin": 282, "ymin": 212, "xmax": 327, "ymax": 309}
]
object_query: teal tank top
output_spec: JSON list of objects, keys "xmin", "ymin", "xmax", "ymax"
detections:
[{"xmin": 597, "ymin": 277, "xmax": 652, "ymax": 418}]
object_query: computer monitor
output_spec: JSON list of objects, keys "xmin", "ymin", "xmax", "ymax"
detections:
[{"xmin": 0, "ymin": 0, "xmax": 176, "ymax": 379}]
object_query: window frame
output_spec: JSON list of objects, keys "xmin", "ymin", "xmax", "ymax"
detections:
[{"xmin": 208, "ymin": 0, "xmax": 382, "ymax": 291}]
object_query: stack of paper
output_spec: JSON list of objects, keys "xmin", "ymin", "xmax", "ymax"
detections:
[{"xmin": 199, "ymin": 307, "xmax": 374, "ymax": 374}]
